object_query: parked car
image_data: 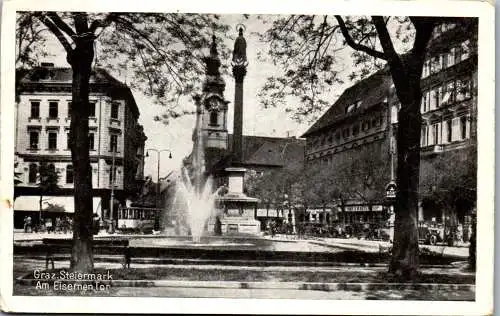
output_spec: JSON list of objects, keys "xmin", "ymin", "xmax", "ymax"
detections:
[{"xmin": 418, "ymin": 221, "xmax": 445, "ymax": 245}]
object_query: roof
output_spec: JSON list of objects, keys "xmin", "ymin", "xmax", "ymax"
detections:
[
  {"xmin": 302, "ymin": 69, "xmax": 392, "ymax": 137},
  {"xmin": 16, "ymin": 66, "xmax": 140, "ymax": 118},
  {"xmin": 227, "ymin": 134, "xmax": 305, "ymax": 168},
  {"xmin": 18, "ymin": 66, "xmax": 126, "ymax": 86}
]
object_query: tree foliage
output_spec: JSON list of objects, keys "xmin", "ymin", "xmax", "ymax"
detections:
[
  {"xmin": 15, "ymin": 11, "xmax": 232, "ymax": 272},
  {"xmin": 260, "ymin": 15, "xmax": 474, "ymax": 278},
  {"xmin": 37, "ymin": 161, "xmax": 60, "ymax": 193},
  {"xmin": 257, "ymin": 15, "xmax": 413, "ymax": 122},
  {"xmin": 16, "ymin": 12, "xmax": 232, "ymax": 123}
]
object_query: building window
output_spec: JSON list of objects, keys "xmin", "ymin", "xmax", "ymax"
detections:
[
  {"xmin": 89, "ymin": 102, "xmax": 96, "ymax": 117},
  {"xmin": 48, "ymin": 132, "xmax": 57, "ymax": 150},
  {"xmin": 29, "ymin": 131, "xmax": 39, "ymax": 149},
  {"xmin": 352, "ymin": 124, "xmax": 359, "ymax": 136},
  {"xmin": 433, "ymin": 124, "xmax": 439, "ymax": 145},
  {"xmin": 345, "ymin": 103, "xmax": 356, "ymax": 114},
  {"xmin": 446, "ymin": 48, "xmax": 456, "ymax": 68},
  {"xmin": 335, "ymin": 132, "xmax": 341, "ymax": 141},
  {"xmin": 28, "ymin": 163, "xmax": 37, "ymax": 183},
  {"xmin": 430, "ymin": 55, "xmax": 442, "ymax": 74},
  {"xmin": 422, "ymin": 59, "xmax": 430, "ymax": 78},
  {"xmin": 441, "ymin": 80, "xmax": 455, "ymax": 105},
  {"xmin": 342, "ymin": 128, "xmax": 350, "ymax": 139},
  {"xmin": 460, "ymin": 40, "xmax": 471, "ymax": 61},
  {"xmin": 447, "ymin": 119, "xmax": 452, "ymax": 143},
  {"xmin": 111, "ymin": 103, "xmax": 119, "ymax": 119},
  {"xmin": 67, "ymin": 133, "xmax": 71, "ymax": 150},
  {"xmin": 460, "ymin": 116, "xmax": 467, "ymax": 140},
  {"xmin": 67, "ymin": 102, "xmax": 72, "ymax": 117},
  {"xmin": 89, "ymin": 133, "xmax": 95, "ymax": 150},
  {"xmin": 110, "ymin": 134, "xmax": 118, "ymax": 152},
  {"xmin": 66, "ymin": 165, "xmax": 73, "ymax": 184},
  {"xmin": 30, "ymin": 101, "xmax": 40, "ymax": 118},
  {"xmin": 49, "ymin": 101, "xmax": 58, "ymax": 118},
  {"xmin": 429, "ymin": 87, "xmax": 441, "ymax": 111},
  {"xmin": 456, "ymin": 78, "xmax": 472, "ymax": 102},
  {"xmin": 209, "ymin": 111, "xmax": 218, "ymax": 126}
]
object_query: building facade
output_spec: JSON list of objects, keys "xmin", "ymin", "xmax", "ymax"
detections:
[
  {"xmin": 302, "ymin": 20, "xmax": 477, "ymax": 228},
  {"xmin": 14, "ymin": 64, "xmax": 147, "ymax": 228}
]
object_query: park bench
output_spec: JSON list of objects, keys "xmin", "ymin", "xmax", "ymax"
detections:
[{"xmin": 42, "ymin": 238, "xmax": 131, "ymax": 269}]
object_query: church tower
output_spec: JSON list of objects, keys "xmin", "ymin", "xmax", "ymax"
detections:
[{"xmin": 200, "ymin": 35, "xmax": 229, "ymax": 151}]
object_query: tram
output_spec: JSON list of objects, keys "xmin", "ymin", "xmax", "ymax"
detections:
[{"xmin": 116, "ymin": 206, "xmax": 162, "ymax": 234}]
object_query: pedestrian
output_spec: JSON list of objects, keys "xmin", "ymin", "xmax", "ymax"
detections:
[
  {"xmin": 23, "ymin": 216, "xmax": 28, "ymax": 233},
  {"xmin": 45, "ymin": 218, "xmax": 53, "ymax": 233},
  {"xmin": 55, "ymin": 217, "xmax": 61, "ymax": 233}
]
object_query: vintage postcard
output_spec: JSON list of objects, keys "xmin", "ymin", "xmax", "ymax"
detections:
[{"xmin": 0, "ymin": 0, "xmax": 494, "ymax": 314}]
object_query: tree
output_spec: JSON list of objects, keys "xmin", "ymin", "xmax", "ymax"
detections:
[
  {"xmin": 16, "ymin": 12, "xmax": 230, "ymax": 272},
  {"xmin": 261, "ymin": 16, "xmax": 474, "ymax": 277},
  {"xmin": 37, "ymin": 162, "xmax": 60, "ymax": 224}
]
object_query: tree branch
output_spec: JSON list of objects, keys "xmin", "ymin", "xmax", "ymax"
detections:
[
  {"xmin": 89, "ymin": 12, "xmax": 117, "ymax": 34},
  {"xmin": 35, "ymin": 13, "xmax": 73, "ymax": 53},
  {"xmin": 46, "ymin": 12, "xmax": 75, "ymax": 37},
  {"xmin": 371, "ymin": 16, "xmax": 399, "ymax": 63},
  {"xmin": 335, "ymin": 15, "xmax": 387, "ymax": 60}
]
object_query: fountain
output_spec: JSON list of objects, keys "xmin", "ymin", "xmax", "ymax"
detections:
[{"xmin": 161, "ymin": 30, "xmax": 260, "ymax": 241}]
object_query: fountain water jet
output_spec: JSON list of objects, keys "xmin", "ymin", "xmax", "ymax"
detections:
[{"xmin": 174, "ymin": 168, "xmax": 223, "ymax": 243}]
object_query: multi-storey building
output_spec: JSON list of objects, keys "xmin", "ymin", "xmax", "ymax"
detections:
[
  {"xmin": 302, "ymin": 19, "xmax": 477, "ymax": 227},
  {"xmin": 13, "ymin": 63, "xmax": 147, "ymax": 228}
]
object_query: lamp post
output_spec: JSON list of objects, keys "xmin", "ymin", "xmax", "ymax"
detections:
[
  {"xmin": 108, "ymin": 146, "xmax": 117, "ymax": 234},
  {"xmin": 146, "ymin": 149, "xmax": 172, "ymax": 229}
]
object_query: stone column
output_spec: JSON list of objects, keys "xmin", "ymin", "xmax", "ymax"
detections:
[{"xmin": 231, "ymin": 27, "xmax": 248, "ymax": 163}]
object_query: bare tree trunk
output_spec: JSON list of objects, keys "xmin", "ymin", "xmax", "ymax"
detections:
[
  {"xmin": 388, "ymin": 73, "xmax": 423, "ymax": 279},
  {"xmin": 39, "ymin": 194, "xmax": 43, "ymax": 228},
  {"xmin": 68, "ymin": 29, "xmax": 95, "ymax": 272}
]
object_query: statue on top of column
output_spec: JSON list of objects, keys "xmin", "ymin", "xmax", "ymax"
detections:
[{"xmin": 232, "ymin": 27, "xmax": 248, "ymax": 67}]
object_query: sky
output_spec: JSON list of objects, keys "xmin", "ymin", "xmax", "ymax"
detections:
[{"xmin": 27, "ymin": 14, "xmax": 367, "ymax": 180}]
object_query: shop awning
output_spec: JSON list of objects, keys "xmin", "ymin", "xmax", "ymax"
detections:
[
  {"xmin": 14, "ymin": 196, "xmax": 102, "ymax": 214},
  {"xmin": 256, "ymin": 209, "xmax": 285, "ymax": 217}
]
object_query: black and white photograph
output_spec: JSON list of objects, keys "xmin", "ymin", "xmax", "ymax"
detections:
[{"xmin": 0, "ymin": 0, "xmax": 494, "ymax": 314}]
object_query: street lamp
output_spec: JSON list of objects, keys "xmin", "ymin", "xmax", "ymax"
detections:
[
  {"xmin": 108, "ymin": 146, "xmax": 117, "ymax": 234},
  {"xmin": 146, "ymin": 148, "xmax": 173, "ymax": 212}
]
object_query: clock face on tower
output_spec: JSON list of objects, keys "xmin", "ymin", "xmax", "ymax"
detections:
[{"xmin": 206, "ymin": 97, "xmax": 220, "ymax": 111}]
